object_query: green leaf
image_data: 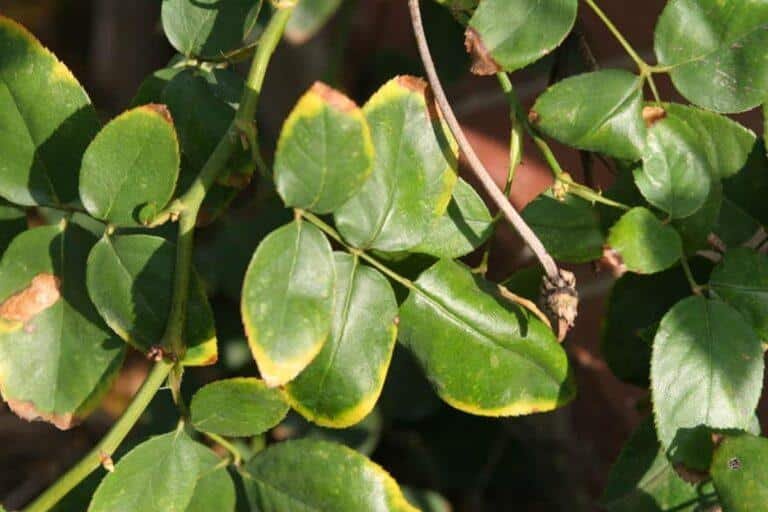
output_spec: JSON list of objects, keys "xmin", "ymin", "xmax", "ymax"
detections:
[
  {"xmin": 710, "ymin": 248, "xmax": 768, "ymax": 339},
  {"xmin": 275, "ymin": 83, "xmax": 374, "ymax": 214},
  {"xmin": 635, "ymin": 114, "xmax": 711, "ymax": 219},
  {"xmin": 0, "ymin": 223, "xmax": 125, "ymax": 429},
  {"xmin": 602, "ymin": 418, "xmax": 707, "ymax": 512},
  {"xmin": 240, "ymin": 439, "xmax": 417, "ymax": 511},
  {"xmin": 286, "ymin": 253, "xmax": 398, "ymax": 428},
  {"xmin": 607, "ymin": 207, "xmax": 682, "ymax": 274},
  {"xmin": 162, "ymin": 67, "xmax": 245, "ymax": 182},
  {"xmin": 241, "ymin": 220, "xmax": 335, "ymax": 386},
  {"xmin": 651, "ymin": 296, "xmax": 764, "ymax": 457},
  {"xmin": 661, "ymin": 103, "xmax": 756, "ymax": 179},
  {"xmin": 601, "ymin": 265, "xmax": 704, "ymax": 388},
  {"xmin": 412, "ymin": 178, "xmax": 494, "ymax": 258},
  {"xmin": 335, "ymin": 76, "xmax": 458, "ymax": 252},
  {"xmin": 79, "ymin": 105, "xmax": 180, "ymax": 226},
  {"xmin": 86, "ymin": 234, "xmax": 217, "ymax": 366},
  {"xmin": 671, "ymin": 181, "xmax": 723, "ymax": 256},
  {"xmin": 654, "ymin": 0, "xmax": 768, "ymax": 113},
  {"xmin": 522, "ymin": 193, "xmax": 604, "ymax": 263},
  {"xmin": 185, "ymin": 461, "xmax": 236, "ymax": 512},
  {"xmin": 530, "ymin": 70, "xmax": 645, "ymax": 160},
  {"xmin": 0, "ymin": 16, "xmax": 100, "ymax": 207},
  {"xmin": 711, "ymin": 434, "xmax": 768, "ymax": 511},
  {"xmin": 160, "ymin": 0, "xmax": 262, "ymax": 59},
  {"xmin": 399, "ymin": 259, "xmax": 575, "ymax": 416},
  {"xmin": 286, "ymin": 0, "xmax": 344, "ymax": 44},
  {"xmin": 715, "ymin": 197, "xmax": 762, "ymax": 247},
  {"xmin": 190, "ymin": 377, "xmax": 289, "ymax": 437},
  {"xmin": 466, "ymin": 0, "xmax": 577, "ymax": 73},
  {"xmin": 0, "ymin": 201, "xmax": 26, "ymax": 258},
  {"xmin": 89, "ymin": 430, "xmax": 234, "ymax": 512}
]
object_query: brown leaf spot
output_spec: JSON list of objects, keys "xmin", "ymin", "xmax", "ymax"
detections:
[
  {"xmin": 464, "ymin": 27, "xmax": 501, "ymax": 76},
  {"xmin": 642, "ymin": 105, "xmax": 666, "ymax": 128},
  {"xmin": 6, "ymin": 398, "xmax": 78, "ymax": 430},
  {"xmin": 310, "ymin": 82, "xmax": 358, "ymax": 113},
  {"xmin": 145, "ymin": 103, "xmax": 174, "ymax": 124},
  {"xmin": 0, "ymin": 273, "xmax": 61, "ymax": 323},
  {"xmin": 528, "ymin": 110, "xmax": 540, "ymax": 124},
  {"xmin": 395, "ymin": 75, "xmax": 440, "ymax": 121}
]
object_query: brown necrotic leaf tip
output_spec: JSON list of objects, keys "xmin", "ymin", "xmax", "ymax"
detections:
[{"xmin": 464, "ymin": 27, "xmax": 501, "ymax": 76}]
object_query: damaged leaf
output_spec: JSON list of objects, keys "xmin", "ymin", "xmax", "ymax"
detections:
[{"xmin": 0, "ymin": 223, "xmax": 125, "ymax": 429}]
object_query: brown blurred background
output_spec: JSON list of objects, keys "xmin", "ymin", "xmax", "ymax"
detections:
[{"xmin": 0, "ymin": 1, "xmax": 764, "ymax": 511}]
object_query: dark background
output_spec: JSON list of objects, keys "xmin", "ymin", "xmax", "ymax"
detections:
[{"xmin": 0, "ymin": 1, "xmax": 764, "ymax": 510}]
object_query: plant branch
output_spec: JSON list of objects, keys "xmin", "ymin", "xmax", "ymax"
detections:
[
  {"xmin": 408, "ymin": 0, "xmax": 559, "ymax": 280},
  {"xmin": 581, "ymin": 0, "xmax": 647, "ymax": 72},
  {"xmin": 160, "ymin": 6, "xmax": 294, "ymax": 360},
  {"xmin": 24, "ymin": 361, "xmax": 173, "ymax": 512}
]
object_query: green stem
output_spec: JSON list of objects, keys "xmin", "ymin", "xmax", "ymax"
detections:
[
  {"xmin": 297, "ymin": 210, "xmax": 416, "ymax": 291},
  {"xmin": 581, "ymin": 0, "xmax": 648, "ymax": 72},
  {"xmin": 560, "ymin": 177, "xmax": 630, "ymax": 210},
  {"xmin": 204, "ymin": 432, "xmax": 244, "ymax": 466},
  {"xmin": 161, "ymin": 5, "xmax": 294, "ymax": 360},
  {"xmin": 680, "ymin": 257, "xmax": 704, "ymax": 295},
  {"xmin": 24, "ymin": 361, "xmax": 173, "ymax": 512}
]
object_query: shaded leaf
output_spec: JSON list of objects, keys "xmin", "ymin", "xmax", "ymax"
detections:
[
  {"xmin": 654, "ymin": 0, "xmax": 768, "ymax": 113},
  {"xmin": 602, "ymin": 418, "xmax": 710, "ymax": 512},
  {"xmin": 87, "ymin": 234, "xmax": 217, "ymax": 366},
  {"xmin": 531, "ymin": 70, "xmax": 645, "ymax": 160},
  {"xmin": 711, "ymin": 433, "xmax": 768, "ymax": 511},
  {"xmin": 522, "ymin": 193, "xmax": 604, "ymax": 263},
  {"xmin": 241, "ymin": 221, "xmax": 335, "ymax": 386},
  {"xmin": 607, "ymin": 207, "xmax": 682, "ymax": 274},
  {"xmin": 191, "ymin": 378, "xmax": 289, "ymax": 437},
  {"xmin": 0, "ymin": 16, "xmax": 100, "ymax": 206},
  {"xmin": 651, "ymin": 296, "xmax": 764, "ymax": 456},
  {"xmin": 275, "ymin": 82, "xmax": 374, "ymax": 214},
  {"xmin": 671, "ymin": 181, "xmax": 722, "ymax": 255},
  {"xmin": 240, "ymin": 439, "xmax": 417, "ymax": 511},
  {"xmin": 286, "ymin": 253, "xmax": 398, "ymax": 428},
  {"xmin": 710, "ymin": 248, "xmax": 768, "ymax": 339},
  {"xmin": 399, "ymin": 259, "xmax": 575, "ymax": 416},
  {"xmin": 635, "ymin": 115, "xmax": 711, "ymax": 219},
  {"xmin": 80, "ymin": 105, "xmax": 180, "ymax": 226},
  {"xmin": 466, "ymin": 0, "xmax": 577, "ymax": 73},
  {"xmin": 601, "ymin": 262, "xmax": 709, "ymax": 388},
  {"xmin": 412, "ymin": 178, "xmax": 494, "ymax": 258},
  {"xmin": 161, "ymin": 0, "xmax": 262, "ymax": 59},
  {"xmin": 0, "ymin": 223, "xmax": 125, "ymax": 429},
  {"xmin": 722, "ymin": 140, "xmax": 768, "ymax": 227},
  {"xmin": 335, "ymin": 76, "xmax": 458, "ymax": 252}
]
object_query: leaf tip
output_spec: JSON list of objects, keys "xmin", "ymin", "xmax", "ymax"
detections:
[
  {"xmin": 464, "ymin": 27, "xmax": 501, "ymax": 76},
  {"xmin": 310, "ymin": 82, "xmax": 358, "ymax": 113},
  {"xmin": 144, "ymin": 103, "xmax": 174, "ymax": 125},
  {"xmin": 5, "ymin": 397, "xmax": 78, "ymax": 430}
]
